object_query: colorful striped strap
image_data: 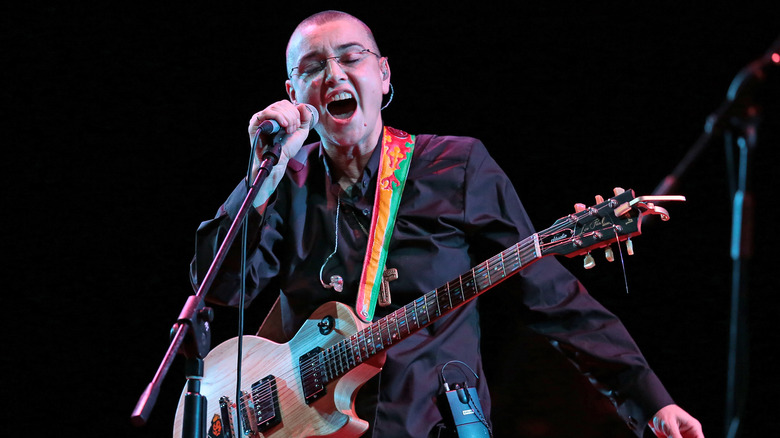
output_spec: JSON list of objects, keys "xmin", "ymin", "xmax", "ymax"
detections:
[{"xmin": 355, "ymin": 126, "xmax": 415, "ymax": 322}]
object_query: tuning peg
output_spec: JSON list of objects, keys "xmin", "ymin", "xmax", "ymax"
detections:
[
  {"xmin": 574, "ymin": 203, "xmax": 586, "ymax": 213},
  {"xmin": 595, "ymin": 195, "xmax": 604, "ymax": 204},
  {"xmin": 605, "ymin": 246, "xmax": 615, "ymax": 262},
  {"xmin": 626, "ymin": 238, "xmax": 634, "ymax": 255},
  {"xmin": 583, "ymin": 252, "xmax": 596, "ymax": 269},
  {"xmin": 613, "ymin": 187, "xmax": 625, "ymax": 195}
]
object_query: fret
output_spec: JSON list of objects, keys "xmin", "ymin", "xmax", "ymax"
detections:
[
  {"xmin": 437, "ymin": 284, "xmax": 451, "ymax": 313},
  {"xmin": 355, "ymin": 333, "xmax": 365, "ymax": 363},
  {"xmin": 461, "ymin": 273, "xmax": 477, "ymax": 295},
  {"xmin": 499, "ymin": 251, "xmax": 507, "ymax": 278},
  {"xmin": 326, "ymin": 346, "xmax": 337, "ymax": 378},
  {"xmin": 396, "ymin": 306, "xmax": 410, "ymax": 338},
  {"xmin": 360, "ymin": 327, "xmax": 373, "ymax": 361},
  {"xmin": 415, "ymin": 295, "xmax": 430, "ymax": 326},
  {"xmin": 471, "ymin": 261, "xmax": 489, "ymax": 297},
  {"xmin": 405, "ymin": 302, "xmax": 419, "ymax": 331},
  {"xmin": 387, "ymin": 311, "xmax": 400, "ymax": 343},
  {"xmin": 425, "ymin": 291, "xmax": 440, "ymax": 319},
  {"xmin": 340, "ymin": 340, "xmax": 352, "ymax": 370},
  {"xmin": 359, "ymin": 328, "xmax": 370, "ymax": 361},
  {"xmin": 338, "ymin": 343, "xmax": 347, "ymax": 374},
  {"xmin": 509, "ymin": 243, "xmax": 522, "ymax": 271},
  {"xmin": 446, "ymin": 281, "xmax": 453, "ymax": 310},
  {"xmin": 378, "ymin": 317, "xmax": 392, "ymax": 348},
  {"xmin": 371, "ymin": 322, "xmax": 384, "ymax": 352},
  {"xmin": 532, "ymin": 233, "xmax": 541, "ymax": 262},
  {"xmin": 483, "ymin": 254, "xmax": 502, "ymax": 290},
  {"xmin": 362, "ymin": 326, "xmax": 375, "ymax": 358},
  {"xmin": 449, "ymin": 276, "xmax": 465, "ymax": 307},
  {"xmin": 332, "ymin": 345, "xmax": 343, "ymax": 376},
  {"xmin": 350, "ymin": 333, "xmax": 363, "ymax": 365},
  {"xmin": 329, "ymin": 345, "xmax": 339, "ymax": 377},
  {"xmin": 324, "ymin": 350, "xmax": 335, "ymax": 381}
]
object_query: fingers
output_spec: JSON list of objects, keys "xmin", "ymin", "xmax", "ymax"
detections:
[
  {"xmin": 248, "ymin": 101, "xmax": 306, "ymax": 139},
  {"xmin": 649, "ymin": 405, "xmax": 705, "ymax": 438}
]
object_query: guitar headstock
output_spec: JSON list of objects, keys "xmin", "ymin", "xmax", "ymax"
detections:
[{"xmin": 538, "ymin": 188, "xmax": 685, "ymax": 268}]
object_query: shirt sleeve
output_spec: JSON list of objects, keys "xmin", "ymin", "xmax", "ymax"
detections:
[
  {"xmin": 461, "ymin": 139, "xmax": 673, "ymax": 435},
  {"xmin": 189, "ymin": 178, "xmax": 284, "ymax": 308}
]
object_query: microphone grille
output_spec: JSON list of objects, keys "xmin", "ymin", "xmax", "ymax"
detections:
[{"xmin": 303, "ymin": 103, "xmax": 320, "ymax": 128}]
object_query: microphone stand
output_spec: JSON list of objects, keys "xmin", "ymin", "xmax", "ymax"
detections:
[
  {"xmin": 652, "ymin": 37, "xmax": 778, "ymax": 438},
  {"xmin": 130, "ymin": 136, "xmax": 286, "ymax": 437}
]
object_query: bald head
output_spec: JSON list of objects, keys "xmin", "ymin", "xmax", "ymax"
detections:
[{"xmin": 286, "ymin": 11, "xmax": 380, "ymax": 73}]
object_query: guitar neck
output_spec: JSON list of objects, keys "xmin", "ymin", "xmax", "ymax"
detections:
[{"xmin": 318, "ymin": 233, "xmax": 542, "ymax": 382}]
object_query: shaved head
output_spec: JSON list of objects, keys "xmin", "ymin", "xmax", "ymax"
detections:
[{"xmin": 286, "ymin": 11, "xmax": 380, "ymax": 73}]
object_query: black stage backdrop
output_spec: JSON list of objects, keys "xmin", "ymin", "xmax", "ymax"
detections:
[{"xmin": 5, "ymin": 4, "xmax": 779, "ymax": 438}]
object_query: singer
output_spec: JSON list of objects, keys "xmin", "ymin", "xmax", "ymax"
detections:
[{"xmin": 190, "ymin": 10, "xmax": 704, "ymax": 438}]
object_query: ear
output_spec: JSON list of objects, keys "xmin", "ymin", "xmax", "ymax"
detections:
[
  {"xmin": 285, "ymin": 79, "xmax": 297, "ymax": 103},
  {"xmin": 380, "ymin": 58, "xmax": 391, "ymax": 93}
]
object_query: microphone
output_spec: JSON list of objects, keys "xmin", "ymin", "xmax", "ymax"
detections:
[
  {"xmin": 705, "ymin": 35, "xmax": 780, "ymax": 134},
  {"xmin": 257, "ymin": 103, "xmax": 320, "ymax": 164},
  {"xmin": 257, "ymin": 103, "xmax": 320, "ymax": 135}
]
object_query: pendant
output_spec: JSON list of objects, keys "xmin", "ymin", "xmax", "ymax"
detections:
[{"xmin": 379, "ymin": 268, "xmax": 398, "ymax": 307}]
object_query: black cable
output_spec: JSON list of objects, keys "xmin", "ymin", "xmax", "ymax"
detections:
[{"xmin": 233, "ymin": 128, "xmax": 263, "ymax": 436}]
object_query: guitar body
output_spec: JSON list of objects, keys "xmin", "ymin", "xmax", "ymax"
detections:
[{"xmin": 173, "ymin": 302, "xmax": 384, "ymax": 438}]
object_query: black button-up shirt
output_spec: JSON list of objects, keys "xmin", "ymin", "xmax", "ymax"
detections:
[{"xmin": 193, "ymin": 132, "xmax": 673, "ymax": 437}]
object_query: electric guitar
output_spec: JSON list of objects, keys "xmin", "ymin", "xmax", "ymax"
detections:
[{"xmin": 173, "ymin": 188, "xmax": 684, "ymax": 438}]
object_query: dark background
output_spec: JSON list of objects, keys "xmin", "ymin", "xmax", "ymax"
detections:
[{"xmin": 5, "ymin": 3, "xmax": 779, "ymax": 437}]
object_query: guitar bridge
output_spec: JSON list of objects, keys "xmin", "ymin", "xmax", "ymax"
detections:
[{"xmin": 300, "ymin": 347, "xmax": 327, "ymax": 404}]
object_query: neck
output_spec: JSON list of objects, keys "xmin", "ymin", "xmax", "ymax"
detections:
[{"xmin": 322, "ymin": 126, "xmax": 383, "ymax": 190}]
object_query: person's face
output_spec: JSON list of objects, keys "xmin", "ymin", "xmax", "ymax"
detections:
[{"xmin": 286, "ymin": 18, "xmax": 390, "ymax": 148}]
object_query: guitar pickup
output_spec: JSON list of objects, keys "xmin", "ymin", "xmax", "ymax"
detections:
[
  {"xmin": 217, "ymin": 375, "xmax": 281, "ymax": 437},
  {"xmin": 300, "ymin": 347, "xmax": 327, "ymax": 404},
  {"xmin": 251, "ymin": 375, "xmax": 281, "ymax": 431}
]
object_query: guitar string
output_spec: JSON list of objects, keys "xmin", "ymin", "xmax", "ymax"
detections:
[
  {"xmin": 270, "ymin": 215, "xmax": 603, "ymax": 391},
  {"xmin": 274, "ymin": 238, "xmax": 538, "ymax": 391},
  {"xmin": 224, "ymin": 211, "xmax": 622, "ymax": 414},
  {"xmin": 296, "ymin": 218, "xmax": 609, "ymax": 387},
  {"xmin": 299, "ymin": 237, "xmax": 535, "ymax": 383},
  {"xmin": 236, "ymin": 239, "xmax": 538, "ymax": 411}
]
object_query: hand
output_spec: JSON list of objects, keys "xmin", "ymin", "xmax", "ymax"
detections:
[
  {"xmin": 247, "ymin": 101, "xmax": 317, "ymax": 207},
  {"xmin": 649, "ymin": 404, "xmax": 704, "ymax": 438}
]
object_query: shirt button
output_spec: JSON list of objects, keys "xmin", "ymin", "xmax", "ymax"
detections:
[{"xmin": 362, "ymin": 208, "xmax": 370, "ymax": 216}]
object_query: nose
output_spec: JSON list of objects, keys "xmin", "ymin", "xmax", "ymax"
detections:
[{"xmin": 323, "ymin": 58, "xmax": 347, "ymax": 83}]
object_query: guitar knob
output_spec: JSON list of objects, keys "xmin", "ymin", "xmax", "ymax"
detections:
[
  {"xmin": 605, "ymin": 246, "xmax": 615, "ymax": 262},
  {"xmin": 574, "ymin": 203, "xmax": 587, "ymax": 213},
  {"xmin": 626, "ymin": 238, "xmax": 634, "ymax": 255},
  {"xmin": 613, "ymin": 187, "xmax": 625, "ymax": 195},
  {"xmin": 595, "ymin": 195, "xmax": 604, "ymax": 204},
  {"xmin": 583, "ymin": 252, "xmax": 596, "ymax": 269}
]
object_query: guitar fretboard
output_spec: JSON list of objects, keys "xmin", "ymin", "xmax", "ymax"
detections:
[{"xmin": 318, "ymin": 233, "xmax": 542, "ymax": 382}]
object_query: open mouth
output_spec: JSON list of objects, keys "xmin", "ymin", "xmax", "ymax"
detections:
[{"xmin": 326, "ymin": 92, "xmax": 357, "ymax": 120}]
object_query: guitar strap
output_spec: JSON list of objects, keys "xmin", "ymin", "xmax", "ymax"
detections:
[{"xmin": 355, "ymin": 126, "xmax": 415, "ymax": 322}]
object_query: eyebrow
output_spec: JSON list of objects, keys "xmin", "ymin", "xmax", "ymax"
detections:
[{"xmin": 297, "ymin": 42, "xmax": 367, "ymax": 63}]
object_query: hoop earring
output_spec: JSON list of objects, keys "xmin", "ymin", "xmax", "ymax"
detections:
[{"xmin": 381, "ymin": 83, "xmax": 394, "ymax": 111}]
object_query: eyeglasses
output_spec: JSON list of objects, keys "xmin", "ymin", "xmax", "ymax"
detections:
[{"xmin": 289, "ymin": 48, "xmax": 381, "ymax": 80}]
